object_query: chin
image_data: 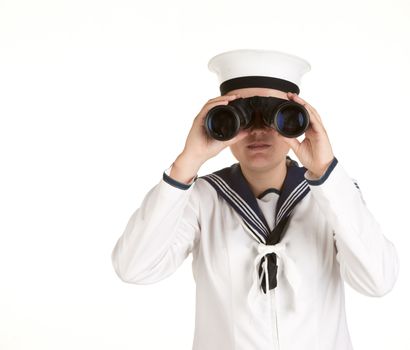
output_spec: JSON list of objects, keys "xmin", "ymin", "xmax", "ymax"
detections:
[
  {"xmin": 230, "ymin": 144, "xmax": 289, "ymax": 170},
  {"xmin": 240, "ymin": 156, "xmax": 276, "ymax": 171}
]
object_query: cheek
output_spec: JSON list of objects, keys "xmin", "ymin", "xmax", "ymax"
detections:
[
  {"xmin": 271, "ymin": 133, "xmax": 291, "ymax": 149},
  {"xmin": 273, "ymin": 138, "xmax": 288, "ymax": 148},
  {"xmin": 229, "ymin": 143, "xmax": 242, "ymax": 159}
]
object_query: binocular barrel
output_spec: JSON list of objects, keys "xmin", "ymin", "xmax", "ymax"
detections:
[{"xmin": 205, "ymin": 96, "xmax": 310, "ymax": 141}]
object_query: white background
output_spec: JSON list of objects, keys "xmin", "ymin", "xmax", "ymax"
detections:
[{"xmin": 0, "ymin": 0, "xmax": 409, "ymax": 349}]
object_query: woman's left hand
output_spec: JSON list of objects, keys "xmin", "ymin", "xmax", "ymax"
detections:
[{"xmin": 280, "ymin": 92, "xmax": 335, "ymax": 179}]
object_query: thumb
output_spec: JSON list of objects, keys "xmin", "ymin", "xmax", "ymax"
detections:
[
  {"xmin": 224, "ymin": 129, "xmax": 248, "ymax": 146},
  {"xmin": 281, "ymin": 135, "xmax": 301, "ymax": 154}
]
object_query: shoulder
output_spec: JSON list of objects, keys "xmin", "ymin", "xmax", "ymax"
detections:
[{"xmin": 192, "ymin": 177, "xmax": 220, "ymax": 200}]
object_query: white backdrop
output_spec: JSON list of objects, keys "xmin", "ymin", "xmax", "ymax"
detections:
[{"xmin": 0, "ymin": 0, "xmax": 409, "ymax": 349}]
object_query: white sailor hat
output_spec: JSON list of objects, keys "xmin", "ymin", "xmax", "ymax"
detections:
[{"xmin": 208, "ymin": 49, "xmax": 311, "ymax": 95}]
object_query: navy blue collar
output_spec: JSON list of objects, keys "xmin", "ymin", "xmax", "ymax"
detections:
[{"xmin": 201, "ymin": 156, "xmax": 310, "ymax": 244}]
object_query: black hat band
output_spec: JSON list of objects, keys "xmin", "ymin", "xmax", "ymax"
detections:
[{"xmin": 220, "ymin": 76, "xmax": 300, "ymax": 95}]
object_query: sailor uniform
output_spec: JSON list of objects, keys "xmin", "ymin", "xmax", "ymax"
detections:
[{"xmin": 111, "ymin": 156, "xmax": 399, "ymax": 350}]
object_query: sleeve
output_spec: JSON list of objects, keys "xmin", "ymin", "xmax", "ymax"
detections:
[
  {"xmin": 111, "ymin": 165, "xmax": 200, "ymax": 285},
  {"xmin": 304, "ymin": 157, "xmax": 400, "ymax": 297}
]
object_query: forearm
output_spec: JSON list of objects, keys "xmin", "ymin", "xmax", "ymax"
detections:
[{"xmin": 169, "ymin": 151, "xmax": 204, "ymax": 185}]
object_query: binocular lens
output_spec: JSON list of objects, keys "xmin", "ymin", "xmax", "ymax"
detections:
[
  {"xmin": 275, "ymin": 106, "xmax": 309, "ymax": 138},
  {"xmin": 205, "ymin": 107, "xmax": 240, "ymax": 141}
]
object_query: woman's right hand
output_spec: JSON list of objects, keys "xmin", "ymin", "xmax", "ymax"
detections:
[{"xmin": 169, "ymin": 94, "xmax": 248, "ymax": 184}]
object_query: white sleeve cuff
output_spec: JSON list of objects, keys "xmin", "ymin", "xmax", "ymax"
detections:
[{"xmin": 162, "ymin": 165, "xmax": 198, "ymax": 190}]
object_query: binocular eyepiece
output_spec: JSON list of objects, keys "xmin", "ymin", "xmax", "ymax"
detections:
[{"xmin": 204, "ymin": 96, "xmax": 310, "ymax": 141}]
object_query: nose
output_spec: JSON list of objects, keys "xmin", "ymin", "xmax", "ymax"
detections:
[{"xmin": 249, "ymin": 110, "xmax": 269, "ymax": 134}]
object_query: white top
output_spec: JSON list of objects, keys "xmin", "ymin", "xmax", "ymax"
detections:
[
  {"xmin": 112, "ymin": 160, "xmax": 399, "ymax": 350},
  {"xmin": 256, "ymin": 190, "xmax": 280, "ymax": 231}
]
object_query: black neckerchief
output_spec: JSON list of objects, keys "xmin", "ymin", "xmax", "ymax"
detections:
[{"xmin": 201, "ymin": 156, "xmax": 310, "ymax": 293}]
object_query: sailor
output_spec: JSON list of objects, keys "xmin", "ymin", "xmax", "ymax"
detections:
[{"xmin": 111, "ymin": 49, "xmax": 399, "ymax": 350}]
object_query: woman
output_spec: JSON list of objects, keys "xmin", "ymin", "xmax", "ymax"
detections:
[{"xmin": 111, "ymin": 49, "xmax": 399, "ymax": 350}]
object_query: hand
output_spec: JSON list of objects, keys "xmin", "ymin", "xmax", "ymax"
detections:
[
  {"xmin": 170, "ymin": 95, "xmax": 248, "ymax": 184},
  {"xmin": 180, "ymin": 94, "xmax": 248, "ymax": 167},
  {"xmin": 280, "ymin": 92, "xmax": 335, "ymax": 178}
]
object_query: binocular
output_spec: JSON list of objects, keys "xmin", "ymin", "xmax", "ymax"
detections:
[{"xmin": 204, "ymin": 96, "xmax": 310, "ymax": 141}]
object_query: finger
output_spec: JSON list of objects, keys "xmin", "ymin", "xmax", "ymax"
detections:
[
  {"xmin": 289, "ymin": 93, "xmax": 323, "ymax": 125},
  {"xmin": 287, "ymin": 92, "xmax": 324, "ymax": 133},
  {"xmin": 224, "ymin": 129, "xmax": 248, "ymax": 146},
  {"xmin": 200, "ymin": 99, "xmax": 233, "ymax": 116},
  {"xmin": 195, "ymin": 99, "xmax": 238, "ymax": 129},
  {"xmin": 207, "ymin": 94, "xmax": 238, "ymax": 103},
  {"xmin": 199, "ymin": 95, "xmax": 238, "ymax": 116},
  {"xmin": 287, "ymin": 92, "xmax": 319, "ymax": 114},
  {"xmin": 281, "ymin": 135, "xmax": 301, "ymax": 154}
]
